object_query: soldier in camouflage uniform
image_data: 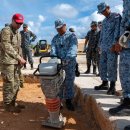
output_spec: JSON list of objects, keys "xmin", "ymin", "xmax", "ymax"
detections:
[
  {"xmin": 94, "ymin": 2, "xmax": 121, "ymax": 95},
  {"xmin": 109, "ymin": 0, "xmax": 130, "ymax": 120},
  {"xmin": 1, "ymin": 14, "xmax": 26, "ymax": 113},
  {"xmin": 51, "ymin": 19, "xmax": 78, "ymax": 111},
  {"xmin": 20, "ymin": 23, "xmax": 37, "ymax": 69},
  {"xmin": 84, "ymin": 21, "xmax": 98, "ymax": 74}
]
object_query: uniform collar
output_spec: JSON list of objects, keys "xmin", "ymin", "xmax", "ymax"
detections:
[
  {"xmin": 58, "ymin": 31, "xmax": 66, "ymax": 37},
  {"xmin": 106, "ymin": 12, "xmax": 112, "ymax": 19},
  {"xmin": 10, "ymin": 24, "xmax": 18, "ymax": 34}
]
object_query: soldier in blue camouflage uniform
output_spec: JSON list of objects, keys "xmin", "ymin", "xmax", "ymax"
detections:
[
  {"xmin": 84, "ymin": 21, "xmax": 98, "ymax": 74},
  {"xmin": 109, "ymin": 1, "xmax": 130, "ymax": 122},
  {"xmin": 51, "ymin": 19, "xmax": 78, "ymax": 111},
  {"xmin": 94, "ymin": 2, "xmax": 121, "ymax": 95},
  {"xmin": 1, "ymin": 14, "xmax": 26, "ymax": 113},
  {"xmin": 20, "ymin": 23, "xmax": 37, "ymax": 69}
]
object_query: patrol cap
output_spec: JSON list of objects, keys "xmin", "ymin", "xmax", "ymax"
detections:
[
  {"xmin": 5, "ymin": 23, "xmax": 9, "ymax": 27},
  {"xmin": 69, "ymin": 28, "xmax": 75, "ymax": 32},
  {"xmin": 12, "ymin": 13, "xmax": 24, "ymax": 24},
  {"xmin": 23, "ymin": 23, "xmax": 28, "ymax": 28},
  {"xmin": 91, "ymin": 21, "xmax": 97, "ymax": 26},
  {"xmin": 55, "ymin": 19, "xmax": 65, "ymax": 29},
  {"xmin": 97, "ymin": 2, "xmax": 108, "ymax": 13}
]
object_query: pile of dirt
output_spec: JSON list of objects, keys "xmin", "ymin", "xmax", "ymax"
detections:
[
  {"xmin": 0, "ymin": 83, "xmax": 89, "ymax": 130},
  {"xmin": 0, "ymin": 81, "xmax": 115, "ymax": 130}
]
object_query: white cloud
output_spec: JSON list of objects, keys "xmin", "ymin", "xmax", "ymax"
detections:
[
  {"xmin": 28, "ymin": 21, "xmax": 34, "ymax": 27},
  {"xmin": 51, "ymin": 3, "xmax": 78, "ymax": 18},
  {"xmin": 79, "ymin": 0, "xmax": 123, "ymax": 12},
  {"xmin": 78, "ymin": 11, "xmax": 104, "ymax": 27},
  {"xmin": 111, "ymin": 5, "xmax": 123, "ymax": 14},
  {"xmin": 25, "ymin": 15, "xmax": 46, "ymax": 43},
  {"xmin": 38, "ymin": 15, "xmax": 46, "ymax": 22}
]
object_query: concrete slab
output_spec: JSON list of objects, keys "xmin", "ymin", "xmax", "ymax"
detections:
[{"xmin": 75, "ymin": 55, "xmax": 130, "ymax": 130}]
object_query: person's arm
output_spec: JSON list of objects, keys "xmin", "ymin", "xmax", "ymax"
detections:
[
  {"xmin": 50, "ymin": 37, "xmax": 57, "ymax": 56},
  {"xmin": 83, "ymin": 31, "xmax": 90, "ymax": 52},
  {"xmin": 83, "ymin": 38, "xmax": 89, "ymax": 52},
  {"xmin": 30, "ymin": 31, "xmax": 37, "ymax": 42},
  {"xmin": 119, "ymin": 2, "xmax": 130, "ymax": 49},
  {"xmin": 113, "ymin": 14, "xmax": 122, "ymax": 45},
  {"xmin": 65, "ymin": 33, "xmax": 78, "ymax": 60}
]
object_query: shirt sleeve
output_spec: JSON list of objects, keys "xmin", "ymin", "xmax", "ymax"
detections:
[
  {"xmin": 1, "ymin": 28, "xmax": 21, "ymax": 60},
  {"xmin": 30, "ymin": 31, "xmax": 37, "ymax": 42},
  {"xmin": 98, "ymin": 29, "xmax": 103, "ymax": 48},
  {"xmin": 50, "ymin": 37, "xmax": 57, "ymax": 56},
  {"xmin": 113, "ymin": 14, "xmax": 122, "ymax": 44},
  {"xmin": 85, "ymin": 31, "xmax": 90, "ymax": 39},
  {"xmin": 120, "ymin": 1, "xmax": 130, "ymax": 48},
  {"xmin": 65, "ymin": 34, "xmax": 78, "ymax": 59}
]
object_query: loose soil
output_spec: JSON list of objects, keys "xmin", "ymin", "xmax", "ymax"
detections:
[{"xmin": 0, "ymin": 83, "xmax": 90, "ymax": 130}]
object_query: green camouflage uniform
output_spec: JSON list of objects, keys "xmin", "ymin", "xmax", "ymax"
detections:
[{"xmin": 1, "ymin": 25, "xmax": 22, "ymax": 105}]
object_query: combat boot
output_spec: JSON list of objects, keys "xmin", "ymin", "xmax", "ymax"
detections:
[
  {"xmin": 75, "ymin": 63, "xmax": 80, "ymax": 77},
  {"xmin": 15, "ymin": 103, "xmax": 25, "ymax": 109},
  {"xmin": 4, "ymin": 104, "xmax": 21, "ymax": 113},
  {"xmin": 12, "ymin": 100, "xmax": 25, "ymax": 109},
  {"xmin": 93, "ymin": 65, "xmax": 97, "ymax": 75},
  {"xmin": 124, "ymin": 125, "xmax": 130, "ymax": 130},
  {"xmin": 66, "ymin": 99, "xmax": 75, "ymax": 111},
  {"xmin": 31, "ymin": 64, "xmax": 33, "ymax": 70},
  {"xmin": 96, "ymin": 73, "xmax": 100, "ymax": 77},
  {"xmin": 23, "ymin": 64, "xmax": 26, "ymax": 69},
  {"xmin": 109, "ymin": 98, "xmax": 130, "ymax": 116},
  {"xmin": 107, "ymin": 81, "xmax": 116, "ymax": 95},
  {"xmin": 94, "ymin": 81, "xmax": 109, "ymax": 90},
  {"xmin": 84, "ymin": 65, "xmax": 90, "ymax": 74}
]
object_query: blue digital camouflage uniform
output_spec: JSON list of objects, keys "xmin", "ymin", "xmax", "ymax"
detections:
[
  {"xmin": 119, "ymin": 0, "xmax": 130, "ymax": 98},
  {"xmin": 99, "ymin": 12, "xmax": 121, "ymax": 81},
  {"xmin": 51, "ymin": 32, "xmax": 78, "ymax": 99},
  {"xmin": 20, "ymin": 30, "xmax": 36, "ymax": 65}
]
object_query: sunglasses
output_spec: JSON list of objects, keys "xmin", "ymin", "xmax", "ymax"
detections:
[{"xmin": 15, "ymin": 21, "xmax": 23, "ymax": 25}]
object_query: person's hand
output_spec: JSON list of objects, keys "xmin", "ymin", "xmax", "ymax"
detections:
[
  {"xmin": 110, "ymin": 45, "xmax": 115, "ymax": 52},
  {"xmin": 62, "ymin": 60, "xmax": 69, "ymax": 66},
  {"xmin": 114, "ymin": 43, "xmax": 122, "ymax": 53},
  {"xmin": 18, "ymin": 57, "xmax": 26, "ymax": 65},
  {"xmin": 98, "ymin": 47, "xmax": 101, "ymax": 54}
]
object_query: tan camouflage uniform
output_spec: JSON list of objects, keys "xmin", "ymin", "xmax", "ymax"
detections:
[{"xmin": 1, "ymin": 25, "xmax": 22, "ymax": 106}]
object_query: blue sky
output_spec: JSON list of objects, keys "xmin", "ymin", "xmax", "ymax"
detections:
[{"xmin": 0, "ymin": 0, "xmax": 123, "ymax": 44}]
